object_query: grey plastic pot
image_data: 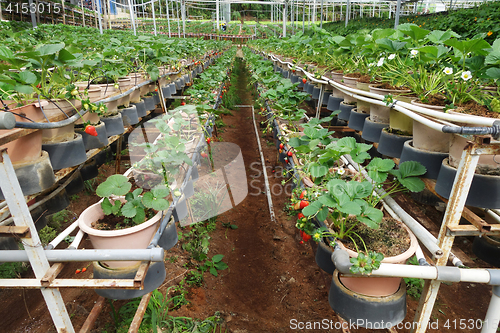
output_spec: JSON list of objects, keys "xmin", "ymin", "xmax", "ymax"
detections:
[
  {"xmin": 175, "ymin": 79, "xmax": 182, "ymax": 90},
  {"xmin": 42, "ymin": 133, "xmax": 87, "ymax": 170},
  {"xmin": 306, "ymin": 82, "xmax": 315, "ymax": 95},
  {"xmin": 322, "ymin": 92, "xmax": 331, "ymax": 106},
  {"xmin": 338, "ymin": 102, "xmax": 355, "ymax": 121},
  {"xmin": 0, "ymin": 151, "xmax": 55, "ymax": 200},
  {"xmin": 348, "ymin": 109, "xmax": 369, "ymax": 131},
  {"xmin": 173, "ymin": 197, "xmax": 188, "ymax": 222},
  {"xmin": 152, "ymin": 92, "xmax": 160, "ymax": 105},
  {"xmin": 361, "ymin": 117, "xmax": 388, "ymax": 143},
  {"xmin": 169, "ymin": 83, "xmax": 177, "ymax": 95},
  {"xmin": 93, "ymin": 260, "xmax": 166, "ymax": 300},
  {"xmin": 131, "ymin": 100, "xmax": 147, "ymax": 118},
  {"xmin": 472, "ymin": 235, "xmax": 500, "ymax": 268},
  {"xmin": 120, "ymin": 105, "xmax": 139, "ymax": 126},
  {"xmin": 158, "ymin": 218, "xmax": 179, "ymax": 250},
  {"xmin": 327, "ymin": 95, "xmax": 343, "ymax": 112},
  {"xmin": 143, "ymin": 96, "xmax": 156, "ymax": 111},
  {"xmin": 329, "ymin": 270, "xmax": 407, "ymax": 328},
  {"xmin": 315, "ymin": 241, "xmax": 335, "ymax": 275},
  {"xmin": 101, "ymin": 114, "xmax": 125, "ymax": 137},
  {"xmin": 377, "ymin": 128, "xmax": 412, "ymax": 159},
  {"xmin": 162, "ymin": 86, "xmax": 172, "ymax": 99},
  {"xmin": 435, "ymin": 158, "xmax": 500, "ymax": 209},
  {"xmin": 76, "ymin": 121, "xmax": 108, "ymax": 150},
  {"xmin": 312, "ymin": 87, "xmax": 321, "ymax": 100},
  {"xmin": 399, "ymin": 140, "xmax": 448, "ymax": 180}
]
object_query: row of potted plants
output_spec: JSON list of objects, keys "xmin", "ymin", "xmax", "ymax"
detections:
[
  {"xmin": 74, "ymin": 46, "xmax": 237, "ymax": 300},
  {"xmin": 244, "ymin": 46, "xmax": 431, "ymax": 327},
  {"xmin": 0, "ymin": 24, "xmax": 231, "ymax": 199}
]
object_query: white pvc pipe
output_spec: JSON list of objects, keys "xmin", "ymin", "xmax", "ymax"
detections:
[
  {"xmin": 482, "ymin": 287, "xmax": 500, "ymax": 333},
  {"xmin": 68, "ymin": 230, "xmax": 85, "ymax": 250},
  {"xmin": 46, "ymin": 220, "xmax": 79, "ymax": 250},
  {"xmin": 251, "ymin": 105, "xmax": 277, "ymax": 223}
]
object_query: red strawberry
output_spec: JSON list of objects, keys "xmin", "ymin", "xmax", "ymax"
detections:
[
  {"xmin": 299, "ymin": 200, "xmax": 309, "ymax": 209},
  {"xmin": 75, "ymin": 269, "xmax": 81, "ymax": 274},
  {"xmin": 298, "ymin": 213, "xmax": 305, "ymax": 219},
  {"xmin": 84, "ymin": 125, "xmax": 98, "ymax": 137},
  {"xmin": 200, "ymin": 152, "xmax": 208, "ymax": 158},
  {"xmin": 302, "ymin": 233, "xmax": 311, "ymax": 242},
  {"xmin": 299, "ymin": 190, "xmax": 307, "ymax": 199},
  {"xmin": 82, "ymin": 267, "xmax": 87, "ymax": 273},
  {"xmin": 287, "ymin": 151, "xmax": 293, "ymax": 157},
  {"xmin": 206, "ymin": 137, "xmax": 211, "ymax": 144},
  {"xmin": 181, "ymin": 101, "xmax": 186, "ymax": 106},
  {"xmin": 279, "ymin": 143, "xmax": 284, "ymax": 149},
  {"xmin": 302, "ymin": 78, "xmax": 307, "ymax": 84}
]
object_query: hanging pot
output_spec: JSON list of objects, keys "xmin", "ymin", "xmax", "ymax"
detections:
[
  {"xmin": 78, "ymin": 197, "xmax": 165, "ymax": 268},
  {"xmin": 100, "ymin": 113, "xmax": 125, "ymax": 137},
  {"xmin": 120, "ymin": 105, "xmax": 139, "ymax": 126},
  {"xmin": 377, "ymin": 128, "xmax": 412, "ymax": 158},
  {"xmin": 336, "ymin": 219, "xmax": 418, "ymax": 297},
  {"xmin": 1, "ymin": 102, "xmax": 45, "ymax": 164},
  {"xmin": 348, "ymin": 108, "xmax": 370, "ymax": 131},
  {"xmin": 131, "ymin": 100, "xmax": 147, "ymax": 118},
  {"xmin": 409, "ymin": 100, "xmax": 451, "ymax": 153},
  {"xmin": 329, "ymin": 270, "xmax": 407, "ymax": 328},
  {"xmin": 42, "ymin": 133, "xmax": 87, "ymax": 170},
  {"xmin": 75, "ymin": 121, "xmax": 108, "ymax": 150}
]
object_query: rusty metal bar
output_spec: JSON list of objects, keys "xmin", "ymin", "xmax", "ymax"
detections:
[
  {"xmin": 412, "ymin": 142, "xmax": 480, "ymax": 333},
  {"xmin": 128, "ymin": 292, "xmax": 153, "ymax": 333},
  {"xmin": 41, "ymin": 263, "xmax": 65, "ymax": 287},
  {"xmin": 79, "ymin": 296, "xmax": 106, "ymax": 333},
  {"xmin": 446, "ymin": 224, "xmax": 500, "ymax": 237},
  {"xmin": 0, "ymin": 278, "xmax": 140, "ymax": 289}
]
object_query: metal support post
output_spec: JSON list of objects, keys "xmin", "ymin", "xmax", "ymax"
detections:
[
  {"xmin": 320, "ymin": 0, "xmax": 324, "ymax": 28},
  {"xmin": 216, "ymin": 0, "xmax": 219, "ymax": 38},
  {"xmin": 166, "ymin": 0, "xmax": 171, "ymax": 37},
  {"xmin": 128, "ymin": 0, "xmax": 136, "ymax": 35},
  {"xmin": 181, "ymin": 0, "xmax": 186, "ymax": 38},
  {"xmin": 345, "ymin": 0, "xmax": 349, "ymax": 27},
  {"xmin": 97, "ymin": 0, "xmax": 104, "ymax": 34},
  {"xmin": 282, "ymin": 1, "xmax": 287, "ymax": 37},
  {"xmin": 315, "ymin": 84, "xmax": 324, "ymax": 119},
  {"xmin": 28, "ymin": 0, "xmax": 37, "ymax": 28},
  {"xmin": 302, "ymin": 0, "xmax": 305, "ymax": 32},
  {"xmin": 411, "ymin": 141, "xmax": 481, "ymax": 333},
  {"xmin": 0, "ymin": 149, "xmax": 74, "ymax": 333},
  {"xmin": 394, "ymin": 0, "xmax": 402, "ymax": 28},
  {"xmin": 152, "ymin": 0, "xmax": 157, "ymax": 36}
]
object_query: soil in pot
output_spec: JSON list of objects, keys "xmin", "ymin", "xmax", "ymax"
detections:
[{"xmin": 91, "ymin": 209, "xmax": 157, "ymax": 230}]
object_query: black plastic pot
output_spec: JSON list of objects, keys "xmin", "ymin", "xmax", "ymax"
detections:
[
  {"xmin": 131, "ymin": 100, "xmax": 147, "ymax": 118},
  {"xmin": 399, "ymin": 140, "xmax": 448, "ymax": 180},
  {"xmin": 315, "ymin": 241, "xmax": 335, "ymax": 275},
  {"xmin": 169, "ymin": 83, "xmax": 177, "ymax": 95},
  {"xmin": 76, "ymin": 121, "xmax": 108, "ymax": 150},
  {"xmin": 120, "ymin": 105, "xmax": 139, "ymax": 126},
  {"xmin": 42, "ymin": 133, "xmax": 87, "ymax": 170},
  {"xmin": 472, "ymin": 235, "xmax": 500, "ymax": 267},
  {"xmin": 435, "ymin": 158, "xmax": 500, "ymax": 209},
  {"xmin": 312, "ymin": 87, "xmax": 321, "ymax": 100},
  {"xmin": 361, "ymin": 118, "xmax": 388, "ymax": 143},
  {"xmin": 80, "ymin": 159, "xmax": 99, "ymax": 181},
  {"xmin": 329, "ymin": 270, "xmax": 407, "ymax": 328},
  {"xmin": 377, "ymin": 128, "xmax": 412, "ymax": 158},
  {"xmin": 93, "ymin": 260, "xmax": 166, "ymax": 300},
  {"xmin": 162, "ymin": 86, "xmax": 172, "ymax": 99},
  {"xmin": 158, "ymin": 218, "xmax": 179, "ymax": 251},
  {"xmin": 306, "ymin": 83, "xmax": 315, "ymax": 95},
  {"xmin": 43, "ymin": 188, "xmax": 70, "ymax": 215},
  {"xmin": 322, "ymin": 92, "xmax": 331, "ymax": 106},
  {"xmin": 338, "ymin": 102, "xmax": 355, "ymax": 121},
  {"xmin": 327, "ymin": 95, "xmax": 343, "ymax": 112},
  {"xmin": 348, "ymin": 109, "xmax": 369, "ymax": 131},
  {"xmin": 143, "ymin": 96, "xmax": 156, "ymax": 111},
  {"xmin": 173, "ymin": 198, "xmax": 188, "ymax": 222},
  {"xmin": 101, "ymin": 114, "xmax": 125, "ymax": 137}
]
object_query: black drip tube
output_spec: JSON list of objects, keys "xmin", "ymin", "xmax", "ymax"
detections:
[{"xmin": 442, "ymin": 120, "xmax": 500, "ymax": 140}]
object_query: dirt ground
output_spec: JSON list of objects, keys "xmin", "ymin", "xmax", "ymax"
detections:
[{"xmin": 0, "ymin": 53, "xmax": 495, "ymax": 333}]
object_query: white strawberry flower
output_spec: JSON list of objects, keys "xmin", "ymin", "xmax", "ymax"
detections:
[
  {"xmin": 377, "ymin": 57, "xmax": 385, "ymax": 67},
  {"xmin": 388, "ymin": 54, "xmax": 396, "ymax": 60},
  {"xmin": 337, "ymin": 167, "xmax": 345, "ymax": 175},
  {"xmin": 443, "ymin": 67, "xmax": 453, "ymax": 75},
  {"xmin": 410, "ymin": 50, "xmax": 419, "ymax": 58},
  {"xmin": 461, "ymin": 71, "xmax": 472, "ymax": 81}
]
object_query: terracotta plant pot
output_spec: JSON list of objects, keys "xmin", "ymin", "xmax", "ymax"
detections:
[
  {"xmin": 1, "ymin": 102, "xmax": 46, "ymax": 164},
  {"xmin": 78, "ymin": 198, "xmax": 164, "ymax": 268},
  {"xmin": 342, "ymin": 75, "xmax": 358, "ymax": 104},
  {"xmin": 368, "ymin": 85, "xmax": 411, "ymax": 125},
  {"xmin": 410, "ymin": 100, "xmax": 451, "ymax": 152},
  {"xmin": 337, "ymin": 220, "xmax": 418, "ymax": 297}
]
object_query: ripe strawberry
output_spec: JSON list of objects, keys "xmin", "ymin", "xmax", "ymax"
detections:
[
  {"xmin": 181, "ymin": 101, "xmax": 186, "ymax": 106},
  {"xmin": 299, "ymin": 200, "xmax": 309, "ymax": 209},
  {"xmin": 75, "ymin": 269, "xmax": 81, "ymax": 274},
  {"xmin": 201, "ymin": 152, "xmax": 208, "ymax": 158},
  {"xmin": 287, "ymin": 151, "xmax": 293, "ymax": 157},
  {"xmin": 84, "ymin": 125, "xmax": 98, "ymax": 137},
  {"xmin": 299, "ymin": 190, "xmax": 307, "ymax": 199},
  {"xmin": 82, "ymin": 267, "xmax": 87, "ymax": 273},
  {"xmin": 279, "ymin": 143, "xmax": 284, "ymax": 149},
  {"xmin": 298, "ymin": 213, "xmax": 305, "ymax": 219},
  {"xmin": 302, "ymin": 233, "xmax": 311, "ymax": 242},
  {"xmin": 206, "ymin": 137, "xmax": 211, "ymax": 144},
  {"xmin": 299, "ymin": 240, "xmax": 304, "ymax": 244},
  {"xmin": 302, "ymin": 78, "xmax": 307, "ymax": 84}
]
